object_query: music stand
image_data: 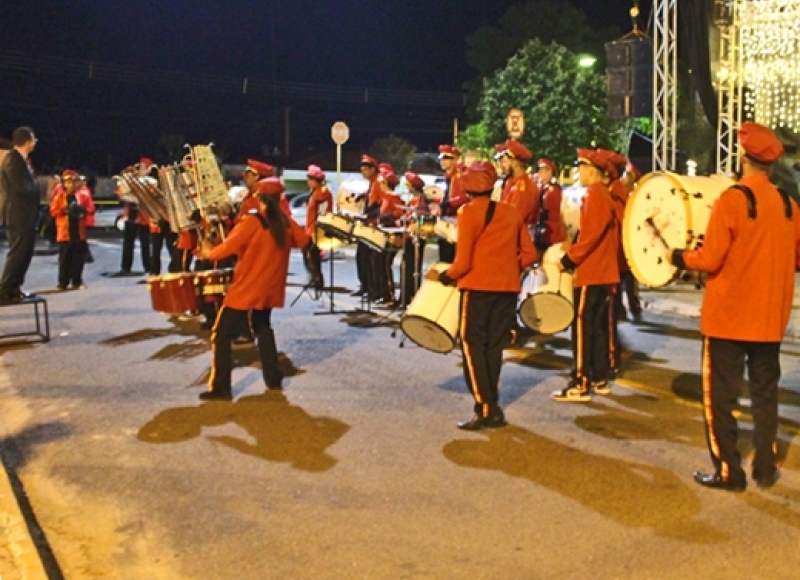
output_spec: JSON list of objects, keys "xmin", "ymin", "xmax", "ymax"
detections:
[{"xmin": 314, "ymin": 224, "xmax": 358, "ymax": 316}]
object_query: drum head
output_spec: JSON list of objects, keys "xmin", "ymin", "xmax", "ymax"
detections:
[
  {"xmin": 400, "ymin": 315, "xmax": 456, "ymax": 354},
  {"xmin": 519, "ymin": 293, "xmax": 573, "ymax": 335},
  {"xmin": 623, "ymin": 172, "xmax": 733, "ymax": 288}
]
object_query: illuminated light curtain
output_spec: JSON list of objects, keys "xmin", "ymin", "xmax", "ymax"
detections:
[{"xmin": 740, "ymin": 0, "xmax": 800, "ymax": 131}]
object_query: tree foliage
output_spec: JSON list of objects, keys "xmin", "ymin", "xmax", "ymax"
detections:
[
  {"xmin": 476, "ymin": 39, "xmax": 620, "ymax": 169},
  {"xmin": 369, "ymin": 135, "xmax": 417, "ymax": 173}
]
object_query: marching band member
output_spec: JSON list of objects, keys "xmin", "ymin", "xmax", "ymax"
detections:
[
  {"xmin": 493, "ymin": 145, "xmax": 512, "ymax": 200},
  {"xmin": 49, "ymin": 170, "xmax": 88, "ymax": 290},
  {"xmin": 352, "ymin": 155, "xmax": 384, "ymax": 300},
  {"xmin": 197, "ymin": 177, "xmax": 310, "ymax": 401},
  {"xmin": 434, "ymin": 144, "xmax": 467, "ymax": 263},
  {"xmin": 498, "ymin": 139, "xmax": 540, "ymax": 229},
  {"xmin": 667, "ymin": 122, "xmax": 800, "ymax": 491},
  {"xmin": 375, "ymin": 168, "xmax": 404, "ymax": 306},
  {"xmin": 74, "ymin": 175, "xmax": 96, "ymax": 263},
  {"xmin": 303, "ymin": 164, "xmax": 332, "ymax": 292},
  {"xmin": 552, "ymin": 149, "xmax": 619, "ymax": 403},
  {"xmin": 400, "ymin": 172, "xmax": 429, "ymax": 307},
  {"xmin": 618, "ymin": 162, "xmax": 643, "ymax": 321},
  {"xmin": 533, "ymin": 158, "xmax": 566, "ymax": 253},
  {"xmin": 427, "ymin": 160, "xmax": 538, "ymax": 430},
  {"xmin": 117, "ymin": 157, "xmax": 154, "ymax": 275}
]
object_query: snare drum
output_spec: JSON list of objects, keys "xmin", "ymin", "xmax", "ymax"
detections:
[
  {"xmin": 518, "ymin": 264, "xmax": 574, "ymax": 335},
  {"xmin": 353, "ymin": 222, "xmax": 389, "ymax": 252},
  {"xmin": 317, "ymin": 213, "xmax": 354, "ymax": 241},
  {"xmin": 400, "ymin": 263, "xmax": 461, "ymax": 353},
  {"xmin": 148, "ymin": 272, "xmax": 199, "ymax": 314},
  {"xmin": 194, "ymin": 269, "xmax": 233, "ymax": 303},
  {"xmin": 433, "ymin": 218, "xmax": 458, "ymax": 243},
  {"xmin": 623, "ymin": 172, "xmax": 735, "ymax": 287}
]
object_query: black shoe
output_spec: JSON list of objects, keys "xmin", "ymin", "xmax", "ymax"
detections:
[
  {"xmin": 693, "ymin": 471, "xmax": 746, "ymax": 492},
  {"xmin": 483, "ymin": 414, "xmax": 508, "ymax": 429},
  {"xmin": 199, "ymin": 390, "xmax": 232, "ymax": 401},
  {"xmin": 266, "ymin": 370, "xmax": 285, "ymax": 390},
  {"xmin": 457, "ymin": 416, "xmax": 486, "ymax": 431},
  {"xmin": 753, "ymin": 469, "xmax": 780, "ymax": 489}
]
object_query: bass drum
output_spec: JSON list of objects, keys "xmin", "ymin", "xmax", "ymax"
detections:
[
  {"xmin": 518, "ymin": 264, "xmax": 574, "ymax": 335},
  {"xmin": 623, "ymin": 172, "xmax": 735, "ymax": 288}
]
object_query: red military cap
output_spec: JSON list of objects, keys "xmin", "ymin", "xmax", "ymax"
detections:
[
  {"xmin": 575, "ymin": 148, "xmax": 610, "ymax": 170},
  {"xmin": 61, "ymin": 169, "xmax": 79, "ymax": 180},
  {"xmin": 246, "ymin": 159, "xmax": 275, "ymax": 178},
  {"xmin": 438, "ymin": 144, "xmax": 461, "ymax": 159},
  {"xmin": 253, "ymin": 176, "xmax": 285, "ymax": 196},
  {"xmin": 537, "ymin": 158, "xmax": 558, "ymax": 173},
  {"xmin": 383, "ymin": 171, "xmax": 400, "ymax": 188},
  {"xmin": 306, "ymin": 164, "xmax": 325, "ymax": 181},
  {"xmin": 139, "ymin": 157, "xmax": 155, "ymax": 168},
  {"xmin": 404, "ymin": 171, "xmax": 425, "ymax": 190},
  {"xmin": 739, "ymin": 121, "xmax": 784, "ymax": 163},
  {"xmin": 504, "ymin": 139, "xmax": 532, "ymax": 162},
  {"xmin": 378, "ymin": 162, "xmax": 395, "ymax": 174},
  {"xmin": 460, "ymin": 161, "xmax": 497, "ymax": 194},
  {"xmin": 360, "ymin": 154, "xmax": 378, "ymax": 168},
  {"xmin": 597, "ymin": 150, "xmax": 627, "ymax": 180},
  {"xmin": 493, "ymin": 143, "xmax": 509, "ymax": 160}
]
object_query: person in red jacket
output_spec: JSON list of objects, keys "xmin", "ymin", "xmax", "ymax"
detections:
[
  {"xmin": 533, "ymin": 158, "xmax": 566, "ymax": 253},
  {"xmin": 303, "ymin": 164, "xmax": 332, "ymax": 293},
  {"xmin": 433, "ymin": 144, "xmax": 467, "ymax": 263},
  {"xmin": 428, "ymin": 160, "xmax": 538, "ymax": 430},
  {"xmin": 499, "ymin": 139, "xmax": 540, "ymax": 229},
  {"xmin": 668, "ymin": 122, "xmax": 800, "ymax": 491},
  {"xmin": 50, "ymin": 170, "xmax": 89, "ymax": 290},
  {"xmin": 197, "ymin": 177, "xmax": 310, "ymax": 401},
  {"xmin": 552, "ymin": 149, "xmax": 620, "ymax": 402},
  {"xmin": 353, "ymin": 155, "xmax": 384, "ymax": 300},
  {"xmin": 400, "ymin": 172, "xmax": 430, "ymax": 306},
  {"xmin": 74, "ymin": 175, "xmax": 96, "ymax": 263}
]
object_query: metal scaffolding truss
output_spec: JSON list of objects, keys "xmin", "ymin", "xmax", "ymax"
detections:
[
  {"xmin": 715, "ymin": 0, "xmax": 743, "ymax": 175},
  {"xmin": 652, "ymin": 0, "xmax": 678, "ymax": 171}
]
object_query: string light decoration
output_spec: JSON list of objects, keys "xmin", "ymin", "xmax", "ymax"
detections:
[{"xmin": 740, "ymin": 0, "xmax": 800, "ymax": 131}]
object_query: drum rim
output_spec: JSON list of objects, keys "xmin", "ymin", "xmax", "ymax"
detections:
[
  {"xmin": 518, "ymin": 292, "xmax": 574, "ymax": 334},
  {"xmin": 399, "ymin": 314, "xmax": 457, "ymax": 354}
]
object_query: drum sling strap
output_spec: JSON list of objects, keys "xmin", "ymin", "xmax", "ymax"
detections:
[
  {"xmin": 437, "ymin": 200, "xmax": 495, "ymax": 287},
  {"xmin": 730, "ymin": 184, "xmax": 793, "ymax": 220}
]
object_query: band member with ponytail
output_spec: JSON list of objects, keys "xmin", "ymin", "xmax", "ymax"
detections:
[
  {"xmin": 197, "ymin": 177, "xmax": 310, "ymax": 401},
  {"xmin": 237, "ymin": 159, "xmax": 291, "ymax": 221},
  {"xmin": 303, "ymin": 164, "xmax": 332, "ymax": 292},
  {"xmin": 427, "ymin": 161, "xmax": 537, "ymax": 430},
  {"xmin": 667, "ymin": 122, "xmax": 800, "ymax": 491},
  {"xmin": 50, "ymin": 170, "xmax": 88, "ymax": 290}
]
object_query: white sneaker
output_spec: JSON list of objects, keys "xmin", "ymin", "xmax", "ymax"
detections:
[{"xmin": 551, "ymin": 384, "xmax": 592, "ymax": 403}]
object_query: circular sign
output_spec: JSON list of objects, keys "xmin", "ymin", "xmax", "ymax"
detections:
[
  {"xmin": 331, "ymin": 121, "xmax": 350, "ymax": 145},
  {"xmin": 506, "ymin": 108, "xmax": 525, "ymax": 139}
]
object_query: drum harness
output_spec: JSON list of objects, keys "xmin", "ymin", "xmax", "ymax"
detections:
[{"xmin": 729, "ymin": 184, "xmax": 793, "ymax": 220}]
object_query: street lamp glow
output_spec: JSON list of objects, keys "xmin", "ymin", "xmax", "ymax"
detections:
[{"xmin": 578, "ymin": 55, "xmax": 597, "ymax": 68}]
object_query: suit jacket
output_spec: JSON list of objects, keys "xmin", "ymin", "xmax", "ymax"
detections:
[{"xmin": 0, "ymin": 149, "xmax": 38, "ymax": 228}]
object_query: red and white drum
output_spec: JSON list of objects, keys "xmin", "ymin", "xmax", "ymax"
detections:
[
  {"xmin": 148, "ymin": 273, "xmax": 199, "ymax": 314},
  {"xmin": 623, "ymin": 172, "xmax": 735, "ymax": 288},
  {"xmin": 518, "ymin": 264, "xmax": 574, "ymax": 335},
  {"xmin": 194, "ymin": 269, "xmax": 233, "ymax": 303},
  {"xmin": 401, "ymin": 263, "xmax": 461, "ymax": 353}
]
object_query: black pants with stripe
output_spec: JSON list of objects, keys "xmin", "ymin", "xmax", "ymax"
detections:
[
  {"xmin": 58, "ymin": 240, "xmax": 85, "ymax": 288},
  {"xmin": 459, "ymin": 290, "xmax": 517, "ymax": 418},
  {"xmin": 571, "ymin": 285, "xmax": 612, "ymax": 388},
  {"xmin": 702, "ymin": 337, "xmax": 780, "ymax": 482},
  {"xmin": 209, "ymin": 306, "xmax": 280, "ymax": 395}
]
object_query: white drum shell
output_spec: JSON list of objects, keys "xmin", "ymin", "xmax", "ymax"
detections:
[
  {"xmin": 623, "ymin": 172, "xmax": 735, "ymax": 288},
  {"xmin": 401, "ymin": 262, "xmax": 461, "ymax": 353},
  {"xmin": 317, "ymin": 213, "xmax": 354, "ymax": 240},
  {"xmin": 518, "ymin": 263, "xmax": 574, "ymax": 335},
  {"xmin": 353, "ymin": 222, "xmax": 388, "ymax": 251}
]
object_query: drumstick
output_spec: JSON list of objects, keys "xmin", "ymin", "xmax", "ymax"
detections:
[{"xmin": 645, "ymin": 217, "xmax": 670, "ymax": 250}]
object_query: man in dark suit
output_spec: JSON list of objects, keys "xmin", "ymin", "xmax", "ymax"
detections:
[{"xmin": 0, "ymin": 127, "xmax": 39, "ymax": 303}]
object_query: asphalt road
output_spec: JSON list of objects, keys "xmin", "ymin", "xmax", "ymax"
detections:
[{"xmin": 1, "ymin": 235, "xmax": 800, "ymax": 579}]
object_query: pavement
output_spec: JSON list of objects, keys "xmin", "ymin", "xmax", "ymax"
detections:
[{"xmin": 0, "ymin": 235, "xmax": 799, "ymax": 578}]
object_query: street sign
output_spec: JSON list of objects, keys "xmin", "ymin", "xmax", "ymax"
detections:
[
  {"xmin": 331, "ymin": 122, "xmax": 350, "ymax": 145},
  {"xmin": 506, "ymin": 108, "xmax": 525, "ymax": 139}
]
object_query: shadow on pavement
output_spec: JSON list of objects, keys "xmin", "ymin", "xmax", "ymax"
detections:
[{"xmin": 137, "ymin": 392, "xmax": 349, "ymax": 472}]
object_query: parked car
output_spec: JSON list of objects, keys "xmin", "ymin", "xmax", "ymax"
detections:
[{"xmin": 289, "ymin": 192, "xmax": 310, "ymax": 225}]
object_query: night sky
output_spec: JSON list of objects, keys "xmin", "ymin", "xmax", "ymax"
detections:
[{"xmin": 0, "ymin": 0, "xmax": 639, "ymax": 172}]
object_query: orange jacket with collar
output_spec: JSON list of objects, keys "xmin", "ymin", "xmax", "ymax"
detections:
[
  {"xmin": 537, "ymin": 181, "xmax": 566, "ymax": 245},
  {"xmin": 502, "ymin": 173, "xmax": 540, "ymax": 226},
  {"xmin": 676, "ymin": 174, "xmax": 800, "ymax": 341},
  {"xmin": 208, "ymin": 211, "xmax": 310, "ymax": 310},
  {"xmin": 441, "ymin": 168, "xmax": 468, "ymax": 217},
  {"xmin": 562, "ymin": 182, "xmax": 619, "ymax": 287},
  {"xmin": 50, "ymin": 190, "xmax": 87, "ymax": 242},
  {"xmin": 444, "ymin": 197, "xmax": 538, "ymax": 292},
  {"xmin": 306, "ymin": 184, "xmax": 333, "ymax": 235},
  {"xmin": 608, "ymin": 178, "xmax": 629, "ymax": 273}
]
